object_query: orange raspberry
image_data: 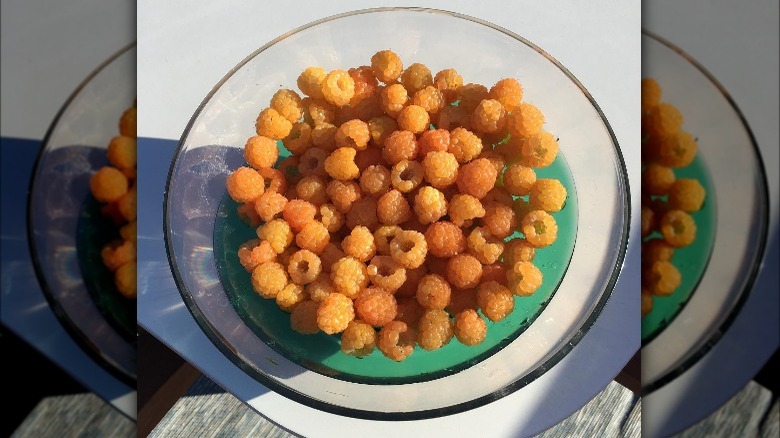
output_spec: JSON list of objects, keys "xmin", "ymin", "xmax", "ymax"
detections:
[
  {"xmin": 100, "ymin": 240, "xmax": 136, "ymax": 271},
  {"xmin": 251, "ymin": 261, "xmax": 288, "ymax": 299},
  {"xmin": 331, "ymin": 257, "xmax": 369, "ymax": 299},
  {"xmin": 521, "ymin": 131, "xmax": 559, "ymax": 168},
  {"xmin": 641, "ymin": 78, "xmax": 662, "ymax": 114},
  {"xmin": 397, "ymin": 105, "xmax": 431, "ymax": 134},
  {"xmin": 276, "ymin": 283, "xmax": 306, "ymax": 312},
  {"xmin": 456, "ymin": 83, "xmax": 488, "ymax": 113},
  {"xmin": 507, "ymin": 102, "xmax": 544, "ymax": 138},
  {"xmin": 348, "ymin": 66, "xmax": 378, "ymax": 105},
  {"xmin": 371, "ymin": 50, "xmax": 403, "ymax": 84},
  {"xmin": 253, "ymin": 190, "xmax": 288, "ymax": 222},
  {"xmin": 380, "ymin": 83, "xmax": 409, "ymax": 118},
  {"xmin": 355, "ymin": 287, "xmax": 398, "ymax": 327},
  {"xmin": 367, "ymin": 116, "xmax": 398, "ymax": 147},
  {"xmin": 642, "ymin": 239, "xmax": 675, "ymax": 266},
  {"xmin": 373, "ymin": 225, "xmax": 403, "ymax": 256},
  {"xmin": 422, "ymin": 151, "xmax": 459, "ymax": 188},
  {"xmin": 413, "ymin": 186, "xmax": 448, "ymax": 224},
  {"xmin": 324, "ymin": 147, "xmax": 360, "ymax": 180},
  {"xmin": 287, "ymin": 249, "xmax": 322, "ymax": 285},
  {"xmin": 298, "ymin": 147, "xmax": 328, "ymax": 178},
  {"xmin": 225, "ymin": 167, "xmax": 262, "ymax": 203},
  {"xmin": 311, "ymin": 122, "xmax": 338, "ymax": 151},
  {"xmin": 417, "ymin": 309, "xmax": 454, "ymax": 351},
  {"xmin": 367, "ymin": 255, "xmax": 407, "ymax": 292},
  {"xmin": 400, "ymin": 63, "xmax": 433, "ymax": 95},
  {"xmin": 449, "ymin": 194, "xmax": 485, "ymax": 226},
  {"xmin": 256, "ymin": 107, "xmax": 293, "ymax": 140},
  {"xmin": 298, "ymin": 67, "xmax": 327, "ymax": 100},
  {"xmin": 295, "ymin": 220, "xmax": 330, "ymax": 254},
  {"xmin": 283, "ymin": 199, "xmax": 317, "ymax": 232},
  {"xmin": 107, "ymin": 135, "xmax": 136, "ymax": 169},
  {"xmin": 433, "ymin": 68, "xmax": 463, "ymax": 103},
  {"xmin": 529, "ymin": 178, "xmax": 567, "ymax": 212},
  {"xmin": 327, "ymin": 180, "xmax": 362, "ymax": 213},
  {"xmin": 319, "ymin": 203, "xmax": 345, "ymax": 233},
  {"xmin": 646, "ymin": 103, "xmax": 683, "ymax": 139},
  {"xmin": 390, "ymin": 230, "xmax": 428, "ymax": 269},
  {"xmin": 466, "ymin": 227, "xmax": 504, "ymax": 265},
  {"xmin": 482, "ymin": 202, "xmax": 517, "ymax": 239},
  {"xmin": 503, "ymin": 238, "xmax": 536, "ymax": 265},
  {"xmin": 416, "ymin": 274, "xmax": 452, "ymax": 310},
  {"xmin": 302, "ymin": 98, "xmax": 335, "ymax": 126},
  {"xmin": 668, "ymin": 179, "xmax": 705, "ymax": 213},
  {"xmin": 335, "ymin": 119, "xmax": 370, "ymax": 150},
  {"xmin": 655, "ymin": 131, "xmax": 697, "ymax": 168},
  {"xmin": 643, "ymin": 163, "xmax": 675, "ymax": 195},
  {"xmin": 424, "ymin": 221, "xmax": 466, "ymax": 258},
  {"xmin": 659, "ymin": 210, "xmax": 696, "ymax": 247},
  {"xmin": 359, "ymin": 164, "xmax": 392, "ymax": 197},
  {"xmin": 643, "ymin": 261, "xmax": 681, "ymax": 296},
  {"xmin": 454, "ymin": 309, "xmax": 487, "ymax": 346},
  {"xmin": 377, "ymin": 189, "xmax": 412, "ymax": 225},
  {"xmin": 306, "ymin": 276, "xmax": 335, "ymax": 302},
  {"xmin": 521, "ymin": 210, "xmax": 558, "ymax": 247},
  {"xmin": 244, "ymin": 136, "xmax": 279, "ymax": 169},
  {"xmin": 290, "ymin": 300, "xmax": 320, "ymax": 334},
  {"xmin": 317, "ymin": 292, "xmax": 355, "ymax": 334},
  {"xmin": 477, "ymin": 281, "xmax": 514, "ymax": 322},
  {"xmin": 340, "ymin": 320, "xmax": 377, "ymax": 357},
  {"xmin": 390, "ymin": 160, "xmax": 424, "ymax": 193},
  {"xmin": 119, "ymin": 106, "xmax": 136, "ymax": 137},
  {"xmin": 378, "ymin": 321, "xmax": 415, "ymax": 361},
  {"xmin": 345, "ymin": 196, "xmax": 379, "ymax": 231},
  {"xmin": 471, "ymin": 99, "xmax": 507, "ymax": 134},
  {"xmin": 447, "ymin": 254, "xmax": 483, "ymax": 289},
  {"xmin": 507, "ymin": 261, "xmax": 543, "ymax": 296},
  {"xmin": 238, "ymin": 239, "xmax": 276, "ymax": 272},
  {"xmin": 342, "ymin": 226, "xmax": 377, "ymax": 262},
  {"xmin": 502, "ymin": 163, "xmax": 536, "ymax": 196},
  {"xmin": 449, "ymin": 128, "xmax": 483, "ymax": 163},
  {"xmin": 270, "ymin": 89, "xmax": 304, "ymax": 123},
  {"xmin": 488, "ymin": 78, "xmax": 523, "ymax": 112},
  {"xmin": 412, "ymin": 86, "xmax": 445, "ymax": 116},
  {"xmin": 322, "ymin": 70, "xmax": 355, "ymax": 107},
  {"xmin": 456, "ymin": 158, "xmax": 497, "ymax": 199},
  {"xmin": 257, "ymin": 219, "xmax": 293, "ymax": 254},
  {"xmin": 418, "ymin": 128, "xmax": 450, "ymax": 157},
  {"xmin": 382, "ymin": 130, "xmax": 418, "ymax": 164}
]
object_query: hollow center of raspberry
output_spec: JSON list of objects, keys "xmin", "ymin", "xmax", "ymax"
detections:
[
  {"xmin": 399, "ymin": 240, "xmax": 415, "ymax": 252},
  {"xmin": 399, "ymin": 167, "xmax": 415, "ymax": 181},
  {"xmin": 533, "ymin": 221, "xmax": 546, "ymax": 235},
  {"xmin": 672, "ymin": 220, "xmax": 685, "ymax": 234},
  {"xmin": 298, "ymin": 260, "xmax": 310, "ymax": 272}
]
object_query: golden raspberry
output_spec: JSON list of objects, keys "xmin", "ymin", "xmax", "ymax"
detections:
[
  {"xmin": 322, "ymin": 70, "xmax": 355, "ymax": 107},
  {"xmin": 282, "ymin": 122, "xmax": 312, "ymax": 156},
  {"xmin": 507, "ymin": 261, "xmax": 542, "ymax": 296},
  {"xmin": 367, "ymin": 255, "xmax": 407, "ymax": 292},
  {"xmin": 449, "ymin": 194, "xmax": 485, "ymax": 226},
  {"xmin": 311, "ymin": 122, "xmax": 338, "ymax": 151},
  {"xmin": 449, "ymin": 128, "xmax": 483, "ymax": 163},
  {"xmin": 319, "ymin": 203, "xmax": 345, "ymax": 233},
  {"xmin": 257, "ymin": 219, "xmax": 293, "ymax": 254},
  {"xmin": 119, "ymin": 106, "xmax": 137, "ymax": 137},
  {"xmin": 424, "ymin": 221, "xmax": 466, "ymax": 258},
  {"xmin": 244, "ymin": 136, "xmax": 279, "ymax": 169},
  {"xmin": 327, "ymin": 180, "xmax": 362, "ymax": 213},
  {"xmin": 422, "ymin": 151, "xmax": 459, "ymax": 188},
  {"xmin": 238, "ymin": 239, "xmax": 276, "ymax": 272},
  {"xmin": 377, "ymin": 189, "xmax": 412, "ymax": 225},
  {"xmin": 521, "ymin": 210, "xmax": 558, "ymax": 247},
  {"xmin": 299, "ymin": 147, "xmax": 328, "ymax": 178},
  {"xmin": 507, "ymin": 102, "xmax": 544, "ymax": 138},
  {"xmin": 456, "ymin": 158, "xmax": 497, "ymax": 199},
  {"xmin": 306, "ymin": 276, "xmax": 335, "ymax": 302},
  {"xmin": 291, "ymin": 300, "xmax": 320, "ymax": 334},
  {"xmin": 256, "ymin": 107, "xmax": 293, "ymax": 140},
  {"xmin": 642, "ymin": 239, "xmax": 675, "ymax": 266},
  {"xmin": 253, "ymin": 190, "xmax": 287, "ymax": 222},
  {"xmin": 296, "ymin": 175, "xmax": 328, "ymax": 206},
  {"xmin": 302, "ymin": 98, "xmax": 335, "ymax": 126},
  {"xmin": 656, "ymin": 131, "xmax": 697, "ymax": 168},
  {"xmin": 348, "ymin": 66, "xmax": 378, "ymax": 105},
  {"xmin": 521, "ymin": 131, "xmax": 559, "ymax": 168},
  {"xmin": 287, "ymin": 249, "xmax": 322, "ymax": 285},
  {"xmin": 447, "ymin": 254, "xmax": 483, "ymax": 289},
  {"xmin": 417, "ymin": 309, "xmax": 454, "ymax": 351},
  {"xmin": 371, "ymin": 50, "xmax": 403, "ymax": 83},
  {"xmin": 283, "ymin": 199, "xmax": 316, "ymax": 232},
  {"xmin": 115, "ymin": 262, "xmax": 136, "ymax": 298},
  {"xmin": 659, "ymin": 210, "xmax": 697, "ymax": 247},
  {"xmin": 324, "ymin": 147, "xmax": 360, "ymax": 180},
  {"xmin": 378, "ymin": 321, "xmax": 415, "ymax": 361},
  {"xmin": 412, "ymin": 86, "xmax": 445, "ymax": 116},
  {"xmin": 367, "ymin": 116, "xmax": 398, "ymax": 147},
  {"xmin": 331, "ymin": 257, "xmax": 369, "ymax": 299},
  {"xmin": 643, "ymin": 261, "xmax": 681, "ymax": 296},
  {"xmin": 335, "ymin": 119, "xmax": 370, "ymax": 150},
  {"xmin": 298, "ymin": 67, "xmax": 327, "ymax": 100},
  {"xmin": 503, "ymin": 238, "xmax": 536, "ymax": 265},
  {"xmin": 340, "ymin": 320, "xmax": 377, "ymax": 357},
  {"xmin": 400, "ymin": 63, "xmax": 433, "ymax": 95},
  {"xmin": 454, "ymin": 309, "xmax": 487, "ymax": 346},
  {"xmin": 447, "ymin": 288, "xmax": 478, "ymax": 315},
  {"xmin": 488, "ymin": 78, "xmax": 524, "ymax": 112},
  {"xmin": 107, "ymin": 135, "xmax": 136, "ymax": 169},
  {"xmin": 482, "ymin": 202, "xmax": 517, "ymax": 239},
  {"xmin": 416, "ymin": 274, "xmax": 451, "ymax": 310},
  {"xmin": 342, "ymin": 226, "xmax": 377, "ymax": 262},
  {"xmin": 382, "ymin": 130, "xmax": 418, "ymax": 164},
  {"xmin": 296, "ymin": 220, "xmax": 330, "ymax": 254},
  {"xmin": 91, "ymin": 167, "xmax": 129, "ymax": 203},
  {"xmin": 646, "ymin": 103, "xmax": 683, "ymax": 139},
  {"xmin": 390, "ymin": 230, "xmax": 428, "ymax": 269},
  {"xmin": 317, "ymin": 292, "xmax": 355, "ymax": 334},
  {"xmin": 529, "ymin": 178, "xmax": 567, "ymax": 212},
  {"xmin": 380, "ymin": 83, "xmax": 409, "ymax": 118},
  {"xmin": 643, "ymin": 163, "xmax": 675, "ymax": 195},
  {"xmin": 477, "ymin": 281, "xmax": 514, "ymax": 322},
  {"xmin": 397, "ymin": 105, "xmax": 431, "ymax": 134},
  {"xmin": 435, "ymin": 105, "xmax": 470, "ymax": 131},
  {"xmin": 345, "ymin": 196, "xmax": 379, "ymax": 231},
  {"xmin": 641, "ymin": 78, "xmax": 662, "ymax": 114},
  {"xmin": 433, "ymin": 68, "xmax": 463, "ymax": 103},
  {"xmin": 355, "ymin": 287, "xmax": 398, "ymax": 327},
  {"xmin": 466, "ymin": 226, "xmax": 504, "ymax": 265},
  {"xmin": 360, "ymin": 164, "xmax": 392, "ymax": 197},
  {"xmin": 251, "ymin": 261, "xmax": 288, "ymax": 298},
  {"xmin": 276, "ymin": 283, "xmax": 306, "ymax": 312},
  {"xmin": 418, "ymin": 128, "xmax": 450, "ymax": 157},
  {"xmin": 390, "ymin": 160, "xmax": 424, "ymax": 193},
  {"xmin": 456, "ymin": 83, "xmax": 488, "ymax": 113},
  {"xmin": 471, "ymin": 99, "xmax": 507, "ymax": 134},
  {"xmin": 373, "ymin": 225, "xmax": 403, "ymax": 256},
  {"xmin": 270, "ymin": 89, "xmax": 304, "ymax": 123},
  {"xmin": 413, "ymin": 186, "xmax": 448, "ymax": 224}
]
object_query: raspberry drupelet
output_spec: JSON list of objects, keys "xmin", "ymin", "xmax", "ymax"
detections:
[
  {"xmin": 251, "ymin": 261, "xmax": 289, "ymax": 299},
  {"xmin": 256, "ymin": 108, "xmax": 293, "ymax": 140},
  {"xmin": 287, "ymin": 249, "xmax": 322, "ymax": 285},
  {"xmin": 507, "ymin": 261, "xmax": 543, "ymax": 296},
  {"xmin": 327, "ymin": 180, "xmax": 362, "ymax": 213},
  {"xmin": 296, "ymin": 175, "xmax": 328, "ymax": 206},
  {"xmin": 345, "ymin": 196, "xmax": 379, "ymax": 231},
  {"xmin": 448, "ymin": 194, "xmax": 485, "ymax": 227},
  {"xmin": 477, "ymin": 281, "xmax": 514, "ymax": 322},
  {"xmin": 383, "ymin": 130, "xmax": 418, "ymax": 164},
  {"xmin": 529, "ymin": 178, "xmax": 567, "ymax": 212},
  {"xmin": 456, "ymin": 158, "xmax": 497, "ymax": 199},
  {"xmin": 324, "ymin": 147, "xmax": 360, "ymax": 181},
  {"xmin": 413, "ymin": 186, "xmax": 448, "ymax": 224},
  {"xmin": 322, "ymin": 70, "xmax": 355, "ymax": 107},
  {"xmin": 397, "ymin": 105, "xmax": 431, "ymax": 134},
  {"xmin": 471, "ymin": 99, "xmax": 507, "ymax": 134},
  {"xmin": 360, "ymin": 164, "xmax": 392, "ymax": 197},
  {"xmin": 296, "ymin": 220, "xmax": 330, "ymax": 254},
  {"xmin": 507, "ymin": 102, "xmax": 544, "ymax": 138},
  {"xmin": 355, "ymin": 287, "xmax": 398, "ymax": 327},
  {"xmin": 466, "ymin": 226, "xmax": 504, "ymax": 265},
  {"xmin": 447, "ymin": 254, "xmax": 483, "ymax": 289},
  {"xmin": 377, "ymin": 189, "xmax": 412, "ymax": 225},
  {"xmin": 417, "ymin": 309, "xmax": 454, "ymax": 351},
  {"xmin": 291, "ymin": 300, "xmax": 320, "ymax": 334},
  {"xmin": 225, "ymin": 166, "xmax": 263, "ymax": 203},
  {"xmin": 390, "ymin": 230, "xmax": 428, "ymax": 269},
  {"xmin": 270, "ymin": 89, "xmax": 304, "ymax": 123},
  {"xmin": 335, "ymin": 119, "xmax": 370, "ymax": 150},
  {"xmin": 378, "ymin": 321, "xmax": 415, "ymax": 361},
  {"xmin": 380, "ymin": 83, "xmax": 409, "ymax": 118},
  {"xmin": 283, "ymin": 199, "xmax": 317, "ymax": 232},
  {"xmin": 317, "ymin": 292, "xmax": 355, "ymax": 334},
  {"xmin": 422, "ymin": 151, "xmax": 459, "ymax": 188},
  {"xmin": 371, "ymin": 50, "xmax": 403, "ymax": 84},
  {"xmin": 488, "ymin": 78, "xmax": 524, "ymax": 112},
  {"xmin": 297, "ymin": 67, "xmax": 327, "ymax": 100},
  {"xmin": 390, "ymin": 160, "xmax": 424, "ymax": 193},
  {"xmin": 331, "ymin": 256, "xmax": 369, "ymax": 299},
  {"xmin": 454, "ymin": 309, "xmax": 487, "ymax": 346},
  {"xmin": 342, "ymin": 226, "xmax": 377, "ymax": 262},
  {"xmin": 340, "ymin": 320, "xmax": 377, "ymax": 357},
  {"xmin": 276, "ymin": 283, "xmax": 306, "ymax": 312},
  {"xmin": 449, "ymin": 128, "xmax": 483, "ymax": 163},
  {"xmin": 659, "ymin": 210, "xmax": 697, "ymax": 247},
  {"xmin": 416, "ymin": 274, "xmax": 452, "ymax": 310},
  {"xmin": 367, "ymin": 255, "xmax": 407, "ymax": 292},
  {"xmin": 257, "ymin": 219, "xmax": 293, "ymax": 254},
  {"xmin": 424, "ymin": 221, "xmax": 466, "ymax": 258},
  {"xmin": 521, "ymin": 210, "xmax": 558, "ymax": 248}
]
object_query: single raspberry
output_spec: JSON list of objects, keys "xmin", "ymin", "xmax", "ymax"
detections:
[
  {"xmin": 521, "ymin": 131, "xmax": 559, "ymax": 168},
  {"xmin": 251, "ymin": 261, "xmax": 288, "ymax": 299},
  {"xmin": 456, "ymin": 83, "xmax": 489, "ymax": 113},
  {"xmin": 668, "ymin": 179, "xmax": 705, "ymax": 213},
  {"xmin": 380, "ymin": 83, "xmax": 409, "ymax": 118},
  {"xmin": 101, "ymin": 240, "xmax": 136, "ymax": 271},
  {"xmin": 418, "ymin": 128, "xmax": 450, "ymax": 157},
  {"xmin": 291, "ymin": 300, "xmax": 320, "ymax": 334},
  {"xmin": 345, "ymin": 196, "xmax": 379, "ymax": 231},
  {"xmin": 306, "ymin": 276, "xmax": 335, "ymax": 302},
  {"xmin": 643, "ymin": 163, "xmax": 675, "ymax": 195},
  {"xmin": 297, "ymin": 67, "xmax": 327, "ymax": 100},
  {"xmin": 433, "ymin": 68, "xmax": 463, "ymax": 103},
  {"xmin": 642, "ymin": 239, "xmax": 675, "ymax": 266},
  {"xmin": 390, "ymin": 160, "xmax": 424, "ymax": 193},
  {"xmin": 270, "ymin": 89, "xmax": 304, "ymax": 123},
  {"xmin": 446, "ymin": 254, "xmax": 483, "ymax": 289},
  {"xmin": 659, "ymin": 210, "xmax": 697, "ymax": 247},
  {"xmin": 378, "ymin": 321, "xmax": 415, "ymax": 361},
  {"xmin": 449, "ymin": 128, "xmax": 483, "ymax": 163},
  {"xmin": 367, "ymin": 255, "xmax": 407, "ymax": 292},
  {"xmin": 503, "ymin": 163, "xmax": 536, "ymax": 196},
  {"xmin": 295, "ymin": 220, "xmax": 330, "ymax": 254},
  {"xmin": 396, "ymin": 105, "xmax": 431, "ymax": 134},
  {"xmin": 360, "ymin": 164, "xmax": 392, "ymax": 197},
  {"xmin": 529, "ymin": 178, "xmax": 567, "ymax": 212},
  {"xmin": 117, "ymin": 185, "xmax": 137, "ymax": 221},
  {"xmin": 449, "ymin": 194, "xmax": 485, "ymax": 226},
  {"xmin": 225, "ymin": 167, "xmax": 262, "ymax": 203},
  {"xmin": 456, "ymin": 158, "xmax": 497, "ymax": 199},
  {"xmin": 477, "ymin": 281, "xmax": 514, "ymax": 322},
  {"xmin": 317, "ymin": 292, "xmax": 355, "ymax": 334},
  {"xmin": 244, "ymin": 135, "xmax": 280, "ymax": 170},
  {"xmin": 422, "ymin": 151, "xmax": 459, "ymax": 188},
  {"xmin": 480, "ymin": 263, "xmax": 507, "ymax": 286},
  {"xmin": 302, "ymin": 98, "xmax": 335, "ymax": 126},
  {"xmin": 488, "ymin": 78, "xmax": 523, "ymax": 112},
  {"xmin": 319, "ymin": 203, "xmax": 345, "ymax": 233},
  {"xmin": 471, "ymin": 99, "xmax": 507, "ymax": 134},
  {"xmin": 367, "ymin": 116, "xmax": 398, "ymax": 147},
  {"xmin": 382, "ymin": 130, "xmax": 418, "ymax": 164},
  {"xmin": 107, "ymin": 135, "xmax": 136, "ymax": 169},
  {"xmin": 416, "ymin": 274, "xmax": 452, "ymax": 310},
  {"xmin": 324, "ymin": 147, "xmax": 360, "ymax": 181},
  {"xmin": 298, "ymin": 147, "xmax": 328, "ymax": 177},
  {"xmin": 370, "ymin": 50, "xmax": 403, "ymax": 84},
  {"xmin": 477, "ymin": 150, "xmax": 506, "ymax": 175},
  {"xmin": 257, "ymin": 167, "xmax": 288, "ymax": 195},
  {"xmin": 643, "ymin": 261, "xmax": 681, "ymax": 296},
  {"xmin": 396, "ymin": 265, "xmax": 428, "ymax": 298},
  {"xmin": 424, "ymin": 221, "xmax": 466, "ymax": 258},
  {"xmin": 507, "ymin": 102, "xmax": 544, "ymax": 138},
  {"xmin": 115, "ymin": 262, "xmax": 136, "ymax": 298},
  {"xmin": 655, "ymin": 131, "xmax": 697, "ymax": 168},
  {"xmin": 417, "ymin": 309, "xmax": 454, "ymax": 351},
  {"xmin": 283, "ymin": 199, "xmax": 317, "ymax": 232},
  {"xmin": 327, "ymin": 180, "xmax": 362, "ymax": 213},
  {"xmin": 257, "ymin": 219, "xmax": 293, "ymax": 254},
  {"xmin": 238, "ymin": 239, "xmax": 277, "ymax": 272},
  {"xmin": 377, "ymin": 189, "xmax": 412, "ymax": 225},
  {"xmin": 253, "ymin": 190, "xmax": 287, "ymax": 222},
  {"xmin": 466, "ymin": 226, "xmax": 504, "ymax": 265},
  {"xmin": 373, "ymin": 225, "xmax": 402, "ymax": 256},
  {"xmin": 276, "ymin": 283, "xmax": 306, "ymax": 312},
  {"xmin": 482, "ymin": 202, "xmax": 517, "ymax": 239},
  {"xmin": 400, "ymin": 63, "xmax": 433, "ymax": 95},
  {"xmin": 413, "ymin": 186, "xmax": 448, "ymax": 224},
  {"xmin": 282, "ymin": 122, "xmax": 312, "ymax": 156},
  {"xmin": 255, "ymin": 107, "xmax": 293, "ymax": 140},
  {"xmin": 390, "ymin": 230, "xmax": 428, "ymax": 269},
  {"xmin": 119, "ymin": 220, "xmax": 137, "ymax": 243},
  {"xmin": 295, "ymin": 175, "xmax": 328, "ymax": 206},
  {"xmin": 641, "ymin": 78, "xmax": 662, "ymax": 114},
  {"xmin": 646, "ymin": 103, "xmax": 683, "ymax": 139},
  {"xmin": 521, "ymin": 210, "xmax": 558, "ymax": 247},
  {"xmin": 340, "ymin": 320, "xmax": 377, "ymax": 357},
  {"xmin": 311, "ymin": 122, "xmax": 338, "ymax": 151},
  {"xmin": 342, "ymin": 226, "xmax": 377, "ymax": 262},
  {"xmin": 335, "ymin": 119, "xmax": 370, "ymax": 150},
  {"xmin": 287, "ymin": 249, "xmax": 322, "ymax": 285},
  {"xmin": 348, "ymin": 66, "xmax": 378, "ymax": 105},
  {"xmin": 319, "ymin": 243, "xmax": 345, "ymax": 273},
  {"xmin": 355, "ymin": 287, "xmax": 398, "ymax": 327},
  {"xmin": 322, "ymin": 70, "xmax": 355, "ymax": 107},
  {"xmin": 503, "ymin": 238, "xmax": 536, "ymax": 265},
  {"xmin": 412, "ymin": 86, "xmax": 445, "ymax": 116},
  {"xmin": 119, "ymin": 106, "xmax": 137, "ymax": 137},
  {"xmin": 331, "ymin": 256, "xmax": 369, "ymax": 299},
  {"xmin": 507, "ymin": 261, "xmax": 543, "ymax": 296},
  {"xmin": 454, "ymin": 309, "xmax": 487, "ymax": 346}
]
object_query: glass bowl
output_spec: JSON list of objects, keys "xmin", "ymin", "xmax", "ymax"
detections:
[
  {"xmin": 27, "ymin": 44, "xmax": 137, "ymax": 385},
  {"xmin": 640, "ymin": 31, "xmax": 769, "ymax": 394},
  {"xmin": 166, "ymin": 8, "xmax": 629, "ymax": 419}
]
